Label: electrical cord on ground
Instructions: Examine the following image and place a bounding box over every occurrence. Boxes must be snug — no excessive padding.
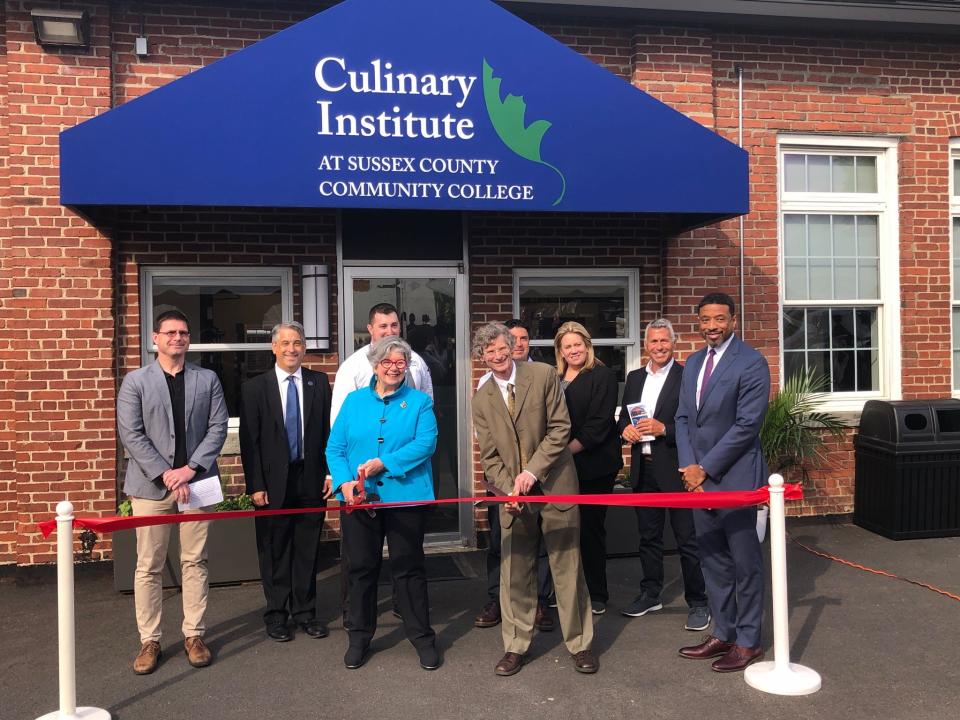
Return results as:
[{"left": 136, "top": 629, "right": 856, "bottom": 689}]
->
[{"left": 787, "top": 533, "right": 960, "bottom": 603}]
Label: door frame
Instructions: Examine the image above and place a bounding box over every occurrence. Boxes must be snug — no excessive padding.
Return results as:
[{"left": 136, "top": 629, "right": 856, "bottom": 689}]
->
[{"left": 339, "top": 264, "right": 474, "bottom": 548}]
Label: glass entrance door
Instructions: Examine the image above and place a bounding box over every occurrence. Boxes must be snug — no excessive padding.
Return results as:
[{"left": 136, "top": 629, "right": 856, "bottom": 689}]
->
[{"left": 342, "top": 266, "right": 469, "bottom": 544}]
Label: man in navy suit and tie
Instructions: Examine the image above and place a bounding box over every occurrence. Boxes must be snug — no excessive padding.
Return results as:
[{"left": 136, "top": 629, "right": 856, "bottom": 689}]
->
[
  {"left": 675, "top": 292, "right": 770, "bottom": 673},
  {"left": 240, "top": 321, "right": 332, "bottom": 642}
]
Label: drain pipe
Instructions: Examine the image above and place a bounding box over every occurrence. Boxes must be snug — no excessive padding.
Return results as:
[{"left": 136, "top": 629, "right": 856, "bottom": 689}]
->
[{"left": 737, "top": 65, "right": 745, "bottom": 333}]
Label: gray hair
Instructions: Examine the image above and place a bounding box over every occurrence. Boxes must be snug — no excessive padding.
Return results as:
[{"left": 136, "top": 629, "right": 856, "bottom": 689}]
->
[
  {"left": 271, "top": 321, "right": 306, "bottom": 342},
  {"left": 471, "top": 322, "right": 515, "bottom": 360},
  {"left": 368, "top": 336, "right": 412, "bottom": 368},
  {"left": 644, "top": 318, "right": 676, "bottom": 343}
]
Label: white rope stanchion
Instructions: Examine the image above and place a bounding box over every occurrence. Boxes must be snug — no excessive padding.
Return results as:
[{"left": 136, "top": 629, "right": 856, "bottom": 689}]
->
[
  {"left": 36, "top": 501, "right": 111, "bottom": 720},
  {"left": 744, "top": 475, "right": 822, "bottom": 696}
]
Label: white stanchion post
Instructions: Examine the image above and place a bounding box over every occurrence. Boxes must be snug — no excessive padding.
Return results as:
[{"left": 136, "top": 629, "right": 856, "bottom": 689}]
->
[
  {"left": 744, "top": 475, "right": 821, "bottom": 696},
  {"left": 36, "top": 501, "right": 111, "bottom": 720}
]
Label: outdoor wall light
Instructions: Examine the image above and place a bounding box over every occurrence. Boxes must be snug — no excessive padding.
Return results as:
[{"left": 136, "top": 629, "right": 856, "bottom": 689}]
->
[
  {"left": 301, "top": 264, "right": 331, "bottom": 352},
  {"left": 31, "top": 8, "right": 91, "bottom": 48}
]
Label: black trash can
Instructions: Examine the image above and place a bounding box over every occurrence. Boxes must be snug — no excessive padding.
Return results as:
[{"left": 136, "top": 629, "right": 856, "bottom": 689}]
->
[{"left": 854, "top": 399, "right": 960, "bottom": 539}]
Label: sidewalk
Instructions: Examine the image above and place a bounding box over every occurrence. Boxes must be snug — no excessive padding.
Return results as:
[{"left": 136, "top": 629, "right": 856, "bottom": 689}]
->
[{"left": 3, "top": 519, "right": 958, "bottom": 720}]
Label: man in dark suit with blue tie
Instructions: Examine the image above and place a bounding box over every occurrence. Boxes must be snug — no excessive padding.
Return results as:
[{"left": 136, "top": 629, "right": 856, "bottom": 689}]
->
[
  {"left": 240, "top": 321, "right": 332, "bottom": 642},
  {"left": 675, "top": 293, "right": 770, "bottom": 673}
]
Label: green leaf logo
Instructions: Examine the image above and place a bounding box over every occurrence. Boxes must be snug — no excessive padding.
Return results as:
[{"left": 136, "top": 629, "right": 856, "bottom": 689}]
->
[{"left": 482, "top": 59, "right": 566, "bottom": 206}]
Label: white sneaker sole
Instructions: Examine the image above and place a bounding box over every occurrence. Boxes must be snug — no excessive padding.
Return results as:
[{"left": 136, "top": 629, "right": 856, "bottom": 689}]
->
[{"left": 685, "top": 615, "right": 711, "bottom": 631}]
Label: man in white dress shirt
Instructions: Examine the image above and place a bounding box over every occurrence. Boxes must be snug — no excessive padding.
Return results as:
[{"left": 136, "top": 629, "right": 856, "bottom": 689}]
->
[{"left": 330, "top": 302, "right": 434, "bottom": 425}]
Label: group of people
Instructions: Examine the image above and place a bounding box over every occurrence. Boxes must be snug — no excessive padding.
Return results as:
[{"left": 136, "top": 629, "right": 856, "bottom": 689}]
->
[{"left": 116, "top": 291, "right": 770, "bottom": 679}]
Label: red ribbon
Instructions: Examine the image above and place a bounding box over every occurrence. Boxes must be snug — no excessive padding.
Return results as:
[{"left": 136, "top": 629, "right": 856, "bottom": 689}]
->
[{"left": 37, "top": 484, "right": 802, "bottom": 538}]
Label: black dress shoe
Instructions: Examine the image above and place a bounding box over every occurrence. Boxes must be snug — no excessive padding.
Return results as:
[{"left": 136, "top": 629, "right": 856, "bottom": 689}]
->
[
  {"left": 298, "top": 620, "right": 329, "bottom": 639},
  {"left": 266, "top": 624, "right": 292, "bottom": 642},
  {"left": 344, "top": 644, "right": 369, "bottom": 669},
  {"left": 417, "top": 644, "right": 441, "bottom": 671}
]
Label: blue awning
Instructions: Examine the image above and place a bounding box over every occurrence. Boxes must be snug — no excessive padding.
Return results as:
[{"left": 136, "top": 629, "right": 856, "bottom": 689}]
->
[{"left": 60, "top": 0, "right": 748, "bottom": 223}]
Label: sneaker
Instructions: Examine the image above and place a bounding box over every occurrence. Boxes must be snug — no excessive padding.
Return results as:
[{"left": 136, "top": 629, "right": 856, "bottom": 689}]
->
[
  {"left": 184, "top": 636, "right": 212, "bottom": 668},
  {"left": 590, "top": 600, "right": 606, "bottom": 615},
  {"left": 685, "top": 606, "right": 712, "bottom": 632},
  {"left": 620, "top": 594, "right": 663, "bottom": 618},
  {"left": 133, "top": 640, "right": 161, "bottom": 675}
]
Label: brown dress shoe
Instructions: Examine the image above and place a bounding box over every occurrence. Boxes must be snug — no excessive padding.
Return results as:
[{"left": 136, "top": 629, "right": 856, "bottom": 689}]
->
[
  {"left": 679, "top": 635, "right": 734, "bottom": 659},
  {"left": 184, "top": 636, "right": 212, "bottom": 668},
  {"left": 474, "top": 599, "right": 501, "bottom": 628},
  {"left": 711, "top": 644, "right": 764, "bottom": 673},
  {"left": 534, "top": 603, "right": 555, "bottom": 632},
  {"left": 494, "top": 652, "right": 526, "bottom": 676},
  {"left": 133, "top": 641, "right": 161, "bottom": 675},
  {"left": 572, "top": 650, "right": 599, "bottom": 674}
]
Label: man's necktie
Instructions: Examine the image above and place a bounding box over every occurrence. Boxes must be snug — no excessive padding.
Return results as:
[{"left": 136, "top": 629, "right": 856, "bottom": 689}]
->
[
  {"left": 285, "top": 375, "right": 301, "bottom": 461},
  {"left": 699, "top": 349, "right": 716, "bottom": 407},
  {"left": 507, "top": 382, "right": 516, "bottom": 418}
]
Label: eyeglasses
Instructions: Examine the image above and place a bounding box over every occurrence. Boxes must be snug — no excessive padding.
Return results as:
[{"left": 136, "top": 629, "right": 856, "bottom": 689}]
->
[
  {"left": 157, "top": 330, "right": 190, "bottom": 338},
  {"left": 379, "top": 359, "right": 408, "bottom": 370}
]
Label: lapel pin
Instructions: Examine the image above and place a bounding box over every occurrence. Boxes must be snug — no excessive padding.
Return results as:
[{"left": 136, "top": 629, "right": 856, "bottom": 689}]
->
[
  {"left": 308, "top": 380, "right": 314, "bottom": 386},
  {"left": 400, "top": 401, "right": 407, "bottom": 409}
]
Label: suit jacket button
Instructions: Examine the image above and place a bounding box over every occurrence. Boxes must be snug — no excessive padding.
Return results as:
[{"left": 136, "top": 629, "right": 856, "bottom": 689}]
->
[{"left": 377, "top": 480, "right": 384, "bottom": 486}]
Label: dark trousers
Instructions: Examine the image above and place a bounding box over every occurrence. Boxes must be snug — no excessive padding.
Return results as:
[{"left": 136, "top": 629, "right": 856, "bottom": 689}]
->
[
  {"left": 633, "top": 464, "right": 707, "bottom": 607},
  {"left": 487, "top": 498, "right": 552, "bottom": 603},
  {"left": 254, "top": 463, "right": 324, "bottom": 626},
  {"left": 341, "top": 506, "right": 435, "bottom": 652},
  {"left": 693, "top": 506, "right": 764, "bottom": 648},
  {"left": 579, "top": 473, "right": 616, "bottom": 603}
]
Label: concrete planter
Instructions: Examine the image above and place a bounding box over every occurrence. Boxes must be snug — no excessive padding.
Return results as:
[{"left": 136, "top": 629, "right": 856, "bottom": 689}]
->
[{"left": 112, "top": 516, "right": 260, "bottom": 592}]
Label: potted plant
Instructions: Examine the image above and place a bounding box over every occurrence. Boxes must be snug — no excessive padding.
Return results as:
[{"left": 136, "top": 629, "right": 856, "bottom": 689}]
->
[
  {"left": 760, "top": 369, "right": 847, "bottom": 483},
  {"left": 757, "top": 369, "right": 847, "bottom": 539}
]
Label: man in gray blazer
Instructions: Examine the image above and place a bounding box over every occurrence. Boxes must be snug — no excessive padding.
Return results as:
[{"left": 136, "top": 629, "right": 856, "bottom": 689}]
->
[
  {"left": 675, "top": 293, "right": 770, "bottom": 673},
  {"left": 117, "top": 310, "right": 228, "bottom": 675}
]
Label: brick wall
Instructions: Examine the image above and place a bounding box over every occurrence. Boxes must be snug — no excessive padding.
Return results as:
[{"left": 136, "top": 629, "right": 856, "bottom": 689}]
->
[
  {"left": 8, "top": 2, "right": 960, "bottom": 563},
  {"left": 5, "top": 1, "right": 115, "bottom": 565}
]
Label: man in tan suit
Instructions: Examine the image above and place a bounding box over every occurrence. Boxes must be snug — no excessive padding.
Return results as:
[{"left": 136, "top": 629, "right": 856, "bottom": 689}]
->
[{"left": 471, "top": 322, "right": 597, "bottom": 676}]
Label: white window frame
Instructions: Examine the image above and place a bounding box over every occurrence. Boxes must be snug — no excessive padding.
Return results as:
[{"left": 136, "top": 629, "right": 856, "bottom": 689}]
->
[
  {"left": 140, "top": 266, "right": 294, "bottom": 421},
  {"left": 950, "top": 140, "right": 960, "bottom": 396},
  {"left": 778, "top": 134, "right": 901, "bottom": 413},
  {"left": 512, "top": 268, "right": 641, "bottom": 374}
]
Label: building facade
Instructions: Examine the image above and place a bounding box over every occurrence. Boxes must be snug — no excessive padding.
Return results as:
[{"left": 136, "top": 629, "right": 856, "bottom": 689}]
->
[{"left": 4, "top": 0, "right": 960, "bottom": 566}]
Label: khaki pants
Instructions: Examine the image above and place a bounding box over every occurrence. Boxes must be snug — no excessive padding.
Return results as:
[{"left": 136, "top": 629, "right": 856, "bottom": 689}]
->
[
  {"left": 130, "top": 493, "right": 213, "bottom": 643},
  {"left": 500, "top": 503, "right": 593, "bottom": 655}
]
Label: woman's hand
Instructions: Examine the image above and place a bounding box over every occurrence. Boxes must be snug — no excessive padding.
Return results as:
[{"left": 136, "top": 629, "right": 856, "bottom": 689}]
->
[
  {"left": 357, "top": 458, "right": 385, "bottom": 479},
  {"left": 340, "top": 480, "right": 364, "bottom": 506}
]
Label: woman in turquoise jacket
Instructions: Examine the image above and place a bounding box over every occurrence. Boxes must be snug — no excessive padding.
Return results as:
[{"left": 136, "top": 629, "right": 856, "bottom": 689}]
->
[{"left": 326, "top": 336, "right": 439, "bottom": 671}]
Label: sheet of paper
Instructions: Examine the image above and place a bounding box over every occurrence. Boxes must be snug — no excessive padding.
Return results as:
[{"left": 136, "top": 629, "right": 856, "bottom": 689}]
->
[{"left": 178, "top": 473, "right": 224, "bottom": 511}]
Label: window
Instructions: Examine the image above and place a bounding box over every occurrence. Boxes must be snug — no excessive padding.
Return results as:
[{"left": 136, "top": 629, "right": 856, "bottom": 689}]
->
[
  {"left": 141, "top": 267, "right": 294, "bottom": 417},
  {"left": 513, "top": 269, "right": 639, "bottom": 399},
  {"left": 779, "top": 136, "right": 900, "bottom": 410},
  {"left": 951, "top": 143, "right": 960, "bottom": 393}
]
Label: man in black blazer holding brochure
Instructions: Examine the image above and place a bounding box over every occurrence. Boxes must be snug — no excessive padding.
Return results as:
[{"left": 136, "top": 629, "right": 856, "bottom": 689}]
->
[
  {"left": 240, "top": 321, "right": 332, "bottom": 642},
  {"left": 618, "top": 318, "right": 708, "bottom": 630}
]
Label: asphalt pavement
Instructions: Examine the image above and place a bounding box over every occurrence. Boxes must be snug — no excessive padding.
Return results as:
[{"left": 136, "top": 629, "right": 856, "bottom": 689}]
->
[{"left": 3, "top": 518, "right": 958, "bottom": 720}]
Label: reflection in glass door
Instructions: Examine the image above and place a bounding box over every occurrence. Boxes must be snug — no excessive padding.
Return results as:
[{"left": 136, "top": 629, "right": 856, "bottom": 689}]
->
[{"left": 343, "top": 267, "right": 467, "bottom": 543}]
